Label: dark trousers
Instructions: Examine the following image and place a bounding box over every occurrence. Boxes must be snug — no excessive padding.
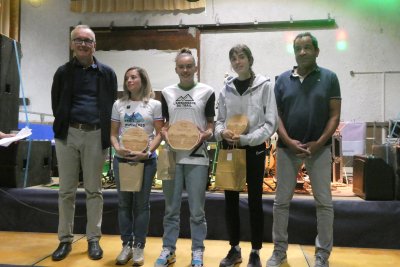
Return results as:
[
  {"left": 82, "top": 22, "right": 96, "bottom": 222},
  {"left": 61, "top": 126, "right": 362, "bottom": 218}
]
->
[{"left": 224, "top": 142, "right": 266, "bottom": 250}]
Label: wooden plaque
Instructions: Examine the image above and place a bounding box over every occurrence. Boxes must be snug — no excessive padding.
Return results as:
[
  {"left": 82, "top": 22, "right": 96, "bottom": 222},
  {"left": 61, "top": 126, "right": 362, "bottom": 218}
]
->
[
  {"left": 167, "top": 120, "right": 200, "bottom": 151},
  {"left": 226, "top": 114, "right": 249, "bottom": 135},
  {"left": 120, "top": 127, "right": 148, "bottom": 152}
]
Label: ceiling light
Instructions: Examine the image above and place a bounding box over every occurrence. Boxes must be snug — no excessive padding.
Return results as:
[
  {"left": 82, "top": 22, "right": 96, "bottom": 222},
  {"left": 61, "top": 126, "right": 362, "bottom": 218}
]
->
[{"left": 30, "top": 0, "right": 42, "bottom": 8}]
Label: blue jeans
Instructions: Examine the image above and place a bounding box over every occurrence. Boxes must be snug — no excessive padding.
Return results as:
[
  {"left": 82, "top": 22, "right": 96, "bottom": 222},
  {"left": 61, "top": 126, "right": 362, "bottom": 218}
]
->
[
  {"left": 113, "top": 156, "right": 157, "bottom": 248},
  {"left": 272, "top": 146, "right": 333, "bottom": 255},
  {"left": 162, "top": 164, "right": 208, "bottom": 252}
]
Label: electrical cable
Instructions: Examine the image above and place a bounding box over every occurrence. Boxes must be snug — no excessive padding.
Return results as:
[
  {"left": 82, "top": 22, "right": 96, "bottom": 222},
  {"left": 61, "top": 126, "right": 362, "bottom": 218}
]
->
[{"left": 0, "top": 188, "right": 117, "bottom": 217}]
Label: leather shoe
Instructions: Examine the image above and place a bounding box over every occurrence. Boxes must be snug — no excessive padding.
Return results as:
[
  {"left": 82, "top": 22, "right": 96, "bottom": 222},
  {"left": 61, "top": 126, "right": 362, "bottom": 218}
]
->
[
  {"left": 51, "top": 242, "right": 72, "bottom": 261},
  {"left": 88, "top": 241, "right": 103, "bottom": 260}
]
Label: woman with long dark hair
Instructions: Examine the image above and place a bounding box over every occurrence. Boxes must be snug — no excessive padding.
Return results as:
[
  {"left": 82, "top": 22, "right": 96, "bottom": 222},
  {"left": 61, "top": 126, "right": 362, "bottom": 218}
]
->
[{"left": 215, "top": 44, "right": 278, "bottom": 267}]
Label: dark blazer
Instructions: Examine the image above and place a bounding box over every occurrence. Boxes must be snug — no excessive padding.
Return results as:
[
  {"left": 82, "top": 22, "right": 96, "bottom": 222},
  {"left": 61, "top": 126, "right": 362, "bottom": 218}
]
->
[{"left": 51, "top": 57, "right": 117, "bottom": 149}]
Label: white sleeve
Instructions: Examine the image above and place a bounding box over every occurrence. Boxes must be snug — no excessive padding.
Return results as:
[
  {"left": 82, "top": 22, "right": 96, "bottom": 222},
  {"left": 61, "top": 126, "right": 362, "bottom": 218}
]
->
[
  {"left": 240, "top": 82, "right": 278, "bottom": 146},
  {"left": 111, "top": 100, "right": 120, "bottom": 122},
  {"left": 215, "top": 89, "right": 227, "bottom": 142}
]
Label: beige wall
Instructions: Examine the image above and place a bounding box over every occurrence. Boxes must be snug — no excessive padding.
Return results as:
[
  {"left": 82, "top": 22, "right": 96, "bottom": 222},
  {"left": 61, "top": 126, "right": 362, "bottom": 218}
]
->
[{"left": 20, "top": 0, "right": 400, "bottom": 123}]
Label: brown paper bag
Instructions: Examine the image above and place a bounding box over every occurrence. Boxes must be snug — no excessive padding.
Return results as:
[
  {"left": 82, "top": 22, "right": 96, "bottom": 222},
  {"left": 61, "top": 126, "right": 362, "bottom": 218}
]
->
[
  {"left": 119, "top": 162, "right": 144, "bottom": 192},
  {"left": 156, "top": 146, "right": 176, "bottom": 180},
  {"left": 215, "top": 148, "right": 246, "bottom": 191}
]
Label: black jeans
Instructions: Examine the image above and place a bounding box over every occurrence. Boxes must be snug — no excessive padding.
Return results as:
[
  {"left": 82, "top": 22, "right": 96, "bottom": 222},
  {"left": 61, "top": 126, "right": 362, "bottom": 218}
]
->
[{"left": 224, "top": 142, "right": 266, "bottom": 250}]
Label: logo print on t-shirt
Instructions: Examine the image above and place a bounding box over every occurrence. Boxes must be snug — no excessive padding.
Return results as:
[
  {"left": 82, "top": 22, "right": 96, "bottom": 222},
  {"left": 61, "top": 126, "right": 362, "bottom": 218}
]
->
[
  {"left": 124, "top": 112, "right": 145, "bottom": 127},
  {"left": 175, "top": 94, "right": 196, "bottom": 108}
]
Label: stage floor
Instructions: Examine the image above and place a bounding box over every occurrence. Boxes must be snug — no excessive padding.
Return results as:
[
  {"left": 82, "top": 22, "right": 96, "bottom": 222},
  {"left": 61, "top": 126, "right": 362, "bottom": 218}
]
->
[
  {"left": 0, "top": 184, "right": 400, "bottom": 250},
  {"left": 0, "top": 231, "right": 399, "bottom": 267}
]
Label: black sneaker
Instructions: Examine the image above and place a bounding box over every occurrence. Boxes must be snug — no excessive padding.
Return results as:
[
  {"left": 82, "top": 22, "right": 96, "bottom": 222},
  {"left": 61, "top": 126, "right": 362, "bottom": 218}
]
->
[
  {"left": 247, "top": 252, "right": 261, "bottom": 267},
  {"left": 219, "top": 247, "right": 242, "bottom": 267},
  {"left": 314, "top": 254, "right": 329, "bottom": 267}
]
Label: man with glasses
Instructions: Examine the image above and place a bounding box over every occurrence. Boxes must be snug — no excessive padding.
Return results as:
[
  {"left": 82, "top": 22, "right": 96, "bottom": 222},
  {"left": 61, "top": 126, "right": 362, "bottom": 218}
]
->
[{"left": 51, "top": 25, "right": 117, "bottom": 261}]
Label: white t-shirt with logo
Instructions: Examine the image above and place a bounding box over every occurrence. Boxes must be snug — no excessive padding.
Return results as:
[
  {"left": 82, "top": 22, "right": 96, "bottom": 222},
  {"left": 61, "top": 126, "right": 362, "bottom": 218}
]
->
[
  {"left": 111, "top": 98, "right": 162, "bottom": 157},
  {"left": 162, "top": 83, "right": 214, "bottom": 166}
]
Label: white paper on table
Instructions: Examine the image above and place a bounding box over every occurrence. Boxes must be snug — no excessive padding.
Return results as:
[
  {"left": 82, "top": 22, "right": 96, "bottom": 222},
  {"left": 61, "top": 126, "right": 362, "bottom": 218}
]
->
[{"left": 0, "top": 127, "right": 32, "bottom": 147}]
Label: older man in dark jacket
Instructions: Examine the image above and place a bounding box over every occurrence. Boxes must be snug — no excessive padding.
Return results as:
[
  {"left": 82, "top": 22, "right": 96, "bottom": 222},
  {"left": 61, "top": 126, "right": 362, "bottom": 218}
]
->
[{"left": 51, "top": 24, "right": 117, "bottom": 261}]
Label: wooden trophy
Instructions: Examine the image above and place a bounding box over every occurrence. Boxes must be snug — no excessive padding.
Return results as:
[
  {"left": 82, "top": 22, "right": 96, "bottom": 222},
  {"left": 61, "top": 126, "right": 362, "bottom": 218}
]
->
[
  {"left": 226, "top": 114, "right": 249, "bottom": 136},
  {"left": 167, "top": 120, "right": 200, "bottom": 151},
  {"left": 120, "top": 127, "right": 148, "bottom": 152}
]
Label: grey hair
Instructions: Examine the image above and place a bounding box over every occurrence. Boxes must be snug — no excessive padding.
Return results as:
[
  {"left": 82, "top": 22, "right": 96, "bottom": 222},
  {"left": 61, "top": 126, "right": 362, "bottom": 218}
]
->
[{"left": 71, "top": 25, "right": 96, "bottom": 41}]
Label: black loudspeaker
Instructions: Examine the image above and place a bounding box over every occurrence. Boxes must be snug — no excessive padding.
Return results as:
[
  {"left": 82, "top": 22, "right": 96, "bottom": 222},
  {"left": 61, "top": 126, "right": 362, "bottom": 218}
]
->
[
  {"left": 372, "top": 145, "right": 400, "bottom": 200},
  {"left": 0, "top": 140, "right": 52, "bottom": 187},
  {"left": 393, "top": 146, "right": 400, "bottom": 200},
  {"left": 353, "top": 155, "right": 394, "bottom": 200},
  {"left": 0, "top": 35, "right": 21, "bottom": 133}
]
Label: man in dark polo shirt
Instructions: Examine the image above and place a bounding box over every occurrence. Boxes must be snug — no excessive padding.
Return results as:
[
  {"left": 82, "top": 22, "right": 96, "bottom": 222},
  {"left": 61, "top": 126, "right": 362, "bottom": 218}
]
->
[
  {"left": 51, "top": 25, "right": 117, "bottom": 261},
  {"left": 267, "top": 32, "right": 341, "bottom": 267}
]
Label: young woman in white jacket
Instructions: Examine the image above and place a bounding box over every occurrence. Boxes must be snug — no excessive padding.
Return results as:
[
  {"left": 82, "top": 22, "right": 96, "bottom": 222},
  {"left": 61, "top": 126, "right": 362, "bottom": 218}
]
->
[{"left": 215, "top": 44, "right": 278, "bottom": 267}]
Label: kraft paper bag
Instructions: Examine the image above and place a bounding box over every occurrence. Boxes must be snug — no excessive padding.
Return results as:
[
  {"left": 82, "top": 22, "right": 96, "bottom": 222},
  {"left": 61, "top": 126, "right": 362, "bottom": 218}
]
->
[
  {"left": 156, "top": 146, "right": 176, "bottom": 180},
  {"left": 215, "top": 148, "right": 247, "bottom": 191},
  {"left": 119, "top": 162, "right": 144, "bottom": 192}
]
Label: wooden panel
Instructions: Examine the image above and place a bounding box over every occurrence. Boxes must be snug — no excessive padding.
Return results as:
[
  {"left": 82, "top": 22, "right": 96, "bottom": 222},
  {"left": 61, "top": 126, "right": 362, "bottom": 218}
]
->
[
  {"left": 9, "top": 0, "right": 20, "bottom": 41},
  {"left": 94, "top": 28, "right": 198, "bottom": 51},
  {"left": 92, "top": 27, "right": 201, "bottom": 80},
  {"left": 0, "top": 232, "right": 309, "bottom": 267}
]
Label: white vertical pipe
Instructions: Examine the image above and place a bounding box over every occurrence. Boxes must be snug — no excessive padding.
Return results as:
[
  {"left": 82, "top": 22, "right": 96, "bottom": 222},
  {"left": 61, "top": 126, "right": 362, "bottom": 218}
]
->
[
  {"left": 382, "top": 72, "right": 386, "bottom": 121},
  {"left": 382, "top": 72, "right": 386, "bottom": 143}
]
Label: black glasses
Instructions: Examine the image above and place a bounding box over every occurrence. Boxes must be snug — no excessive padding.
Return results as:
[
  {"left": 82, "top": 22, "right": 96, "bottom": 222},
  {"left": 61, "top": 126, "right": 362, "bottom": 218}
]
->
[{"left": 72, "top": 38, "right": 95, "bottom": 46}]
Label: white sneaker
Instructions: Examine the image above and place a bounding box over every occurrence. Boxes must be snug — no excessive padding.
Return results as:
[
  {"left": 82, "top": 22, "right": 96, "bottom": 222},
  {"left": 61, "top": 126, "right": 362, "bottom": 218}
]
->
[
  {"left": 115, "top": 244, "right": 133, "bottom": 265},
  {"left": 154, "top": 247, "right": 176, "bottom": 267},
  {"left": 132, "top": 247, "right": 144, "bottom": 266},
  {"left": 191, "top": 249, "right": 203, "bottom": 267}
]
